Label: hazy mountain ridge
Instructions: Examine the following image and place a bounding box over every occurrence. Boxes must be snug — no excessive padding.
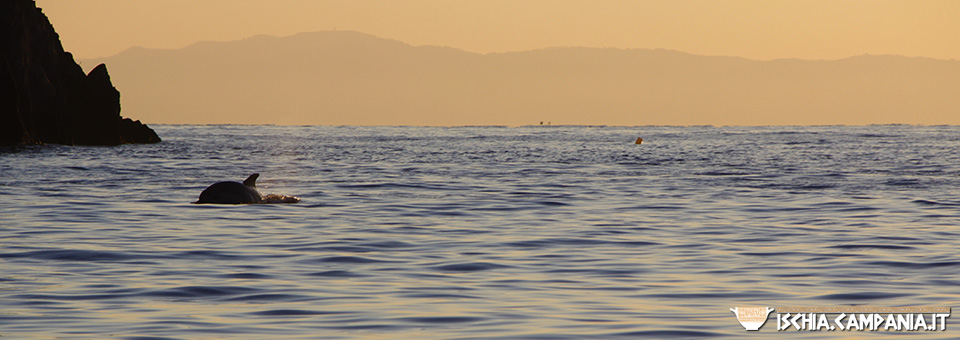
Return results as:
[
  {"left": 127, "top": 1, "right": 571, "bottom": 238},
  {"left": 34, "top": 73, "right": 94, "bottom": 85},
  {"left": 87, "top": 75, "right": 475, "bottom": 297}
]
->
[{"left": 83, "top": 31, "right": 960, "bottom": 126}]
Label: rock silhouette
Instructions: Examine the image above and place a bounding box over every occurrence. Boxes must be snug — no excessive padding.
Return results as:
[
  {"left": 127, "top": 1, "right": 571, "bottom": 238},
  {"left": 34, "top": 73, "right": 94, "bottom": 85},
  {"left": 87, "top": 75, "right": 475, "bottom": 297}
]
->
[{"left": 0, "top": 0, "right": 160, "bottom": 146}]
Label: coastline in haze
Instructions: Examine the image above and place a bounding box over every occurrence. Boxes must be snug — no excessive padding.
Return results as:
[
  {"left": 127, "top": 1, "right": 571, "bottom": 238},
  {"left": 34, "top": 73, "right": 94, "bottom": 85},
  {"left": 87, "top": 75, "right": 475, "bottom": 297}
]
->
[{"left": 81, "top": 31, "right": 960, "bottom": 127}]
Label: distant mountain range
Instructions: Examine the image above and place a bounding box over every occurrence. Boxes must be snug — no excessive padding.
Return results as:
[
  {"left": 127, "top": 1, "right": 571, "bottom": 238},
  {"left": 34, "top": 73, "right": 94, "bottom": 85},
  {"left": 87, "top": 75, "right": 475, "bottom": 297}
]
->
[{"left": 82, "top": 31, "right": 960, "bottom": 126}]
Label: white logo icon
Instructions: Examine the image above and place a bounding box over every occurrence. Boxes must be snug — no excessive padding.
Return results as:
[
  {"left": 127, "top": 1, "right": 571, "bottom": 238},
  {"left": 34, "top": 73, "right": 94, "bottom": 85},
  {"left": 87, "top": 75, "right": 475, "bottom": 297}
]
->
[{"left": 731, "top": 306, "right": 775, "bottom": 331}]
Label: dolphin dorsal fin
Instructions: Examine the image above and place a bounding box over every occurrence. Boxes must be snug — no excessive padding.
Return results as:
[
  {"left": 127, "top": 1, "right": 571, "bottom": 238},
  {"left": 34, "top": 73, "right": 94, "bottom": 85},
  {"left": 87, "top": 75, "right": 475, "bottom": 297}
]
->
[{"left": 243, "top": 173, "right": 260, "bottom": 187}]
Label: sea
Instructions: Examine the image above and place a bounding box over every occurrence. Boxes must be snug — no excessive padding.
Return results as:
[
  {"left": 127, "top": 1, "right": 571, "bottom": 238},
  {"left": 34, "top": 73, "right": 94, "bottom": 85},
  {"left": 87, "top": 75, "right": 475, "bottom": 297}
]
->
[{"left": 2, "top": 124, "right": 959, "bottom": 339}]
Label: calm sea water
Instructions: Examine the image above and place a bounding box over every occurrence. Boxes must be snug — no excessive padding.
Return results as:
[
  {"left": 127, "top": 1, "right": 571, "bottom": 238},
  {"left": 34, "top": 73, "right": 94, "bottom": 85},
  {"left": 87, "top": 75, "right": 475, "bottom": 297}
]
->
[{"left": 2, "top": 125, "right": 960, "bottom": 339}]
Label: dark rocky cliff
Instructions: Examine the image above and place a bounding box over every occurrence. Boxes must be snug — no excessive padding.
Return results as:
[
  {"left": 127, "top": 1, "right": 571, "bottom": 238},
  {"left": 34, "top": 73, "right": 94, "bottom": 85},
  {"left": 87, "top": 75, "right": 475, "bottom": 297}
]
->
[{"left": 1, "top": 0, "right": 159, "bottom": 146}]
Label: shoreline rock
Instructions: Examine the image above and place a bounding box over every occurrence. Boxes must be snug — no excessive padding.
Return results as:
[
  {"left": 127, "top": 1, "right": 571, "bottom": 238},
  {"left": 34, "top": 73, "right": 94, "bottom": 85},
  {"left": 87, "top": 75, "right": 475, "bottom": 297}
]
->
[{"left": 1, "top": 0, "right": 160, "bottom": 146}]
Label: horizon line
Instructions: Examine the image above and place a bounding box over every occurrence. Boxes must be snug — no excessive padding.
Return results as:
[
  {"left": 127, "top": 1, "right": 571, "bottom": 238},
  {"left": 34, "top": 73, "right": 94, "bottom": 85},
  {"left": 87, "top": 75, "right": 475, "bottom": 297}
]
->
[{"left": 148, "top": 122, "right": 957, "bottom": 128}]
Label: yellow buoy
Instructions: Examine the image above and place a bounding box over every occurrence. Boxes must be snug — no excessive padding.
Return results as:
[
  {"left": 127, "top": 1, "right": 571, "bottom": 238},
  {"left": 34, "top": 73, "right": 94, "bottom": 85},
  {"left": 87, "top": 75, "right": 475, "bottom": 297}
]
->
[{"left": 635, "top": 137, "right": 643, "bottom": 144}]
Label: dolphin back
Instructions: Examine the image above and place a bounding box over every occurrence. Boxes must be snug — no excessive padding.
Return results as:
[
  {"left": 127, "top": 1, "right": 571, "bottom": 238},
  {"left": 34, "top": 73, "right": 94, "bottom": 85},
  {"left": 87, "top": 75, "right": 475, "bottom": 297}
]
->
[{"left": 196, "top": 181, "right": 263, "bottom": 204}]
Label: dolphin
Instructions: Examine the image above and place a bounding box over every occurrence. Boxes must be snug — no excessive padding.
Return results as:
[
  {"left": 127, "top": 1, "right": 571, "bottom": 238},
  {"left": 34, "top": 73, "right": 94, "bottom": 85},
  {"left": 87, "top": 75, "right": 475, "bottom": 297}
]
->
[{"left": 195, "top": 173, "right": 264, "bottom": 204}]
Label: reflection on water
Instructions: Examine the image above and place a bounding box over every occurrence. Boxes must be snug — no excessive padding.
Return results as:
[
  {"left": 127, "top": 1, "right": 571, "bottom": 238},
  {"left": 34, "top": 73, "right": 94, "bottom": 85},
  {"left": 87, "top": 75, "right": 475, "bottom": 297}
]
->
[{"left": 1, "top": 125, "right": 959, "bottom": 339}]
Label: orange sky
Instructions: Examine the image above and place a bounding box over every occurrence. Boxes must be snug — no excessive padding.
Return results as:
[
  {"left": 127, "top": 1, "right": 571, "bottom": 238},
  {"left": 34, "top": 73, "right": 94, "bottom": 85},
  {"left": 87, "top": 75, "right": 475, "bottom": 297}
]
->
[{"left": 37, "top": 0, "right": 960, "bottom": 60}]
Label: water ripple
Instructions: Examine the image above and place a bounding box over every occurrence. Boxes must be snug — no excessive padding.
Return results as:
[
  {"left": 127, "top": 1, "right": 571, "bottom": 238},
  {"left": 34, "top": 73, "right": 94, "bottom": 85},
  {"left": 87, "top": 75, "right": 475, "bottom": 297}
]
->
[{"left": 3, "top": 125, "right": 960, "bottom": 339}]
